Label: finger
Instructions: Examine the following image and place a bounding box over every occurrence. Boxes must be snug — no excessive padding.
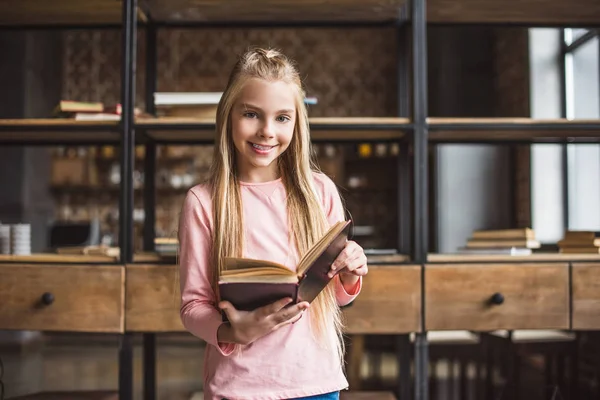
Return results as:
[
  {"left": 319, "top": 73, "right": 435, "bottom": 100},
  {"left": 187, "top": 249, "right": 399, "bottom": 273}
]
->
[
  {"left": 272, "top": 310, "right": 304, "bottom": 331},
  {"left": 353, "top": 263, "right": 369, "bottom": 276},
  {"left": 331, "top": 241, "right": 361, "bottom": 272},
  {"left": 329, "top": 252, "right": 363, "bottom": 278},
  {"left": 218, "top": 301, "right": 237, "bottom": 321},
  {"left": 271, "top": 301, "right": 309, "bottom": 326},
  {"left": 257, "top": 297, "right": 294, "bottom": 319}
]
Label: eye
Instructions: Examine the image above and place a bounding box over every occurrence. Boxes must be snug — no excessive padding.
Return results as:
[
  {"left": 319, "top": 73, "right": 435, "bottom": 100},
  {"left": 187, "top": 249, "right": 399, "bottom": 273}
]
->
[
  {"left": 276, "top": 115, "right": 291, "bottom": 123},
  {"left": 243, "top": 112, "right": 258, "bottom": 119}
]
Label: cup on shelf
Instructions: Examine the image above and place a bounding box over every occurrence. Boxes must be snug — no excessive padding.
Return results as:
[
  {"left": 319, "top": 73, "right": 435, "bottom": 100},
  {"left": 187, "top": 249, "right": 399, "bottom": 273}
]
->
[{"left": 10, "top": 223, "right": 31, "bottom": 255}]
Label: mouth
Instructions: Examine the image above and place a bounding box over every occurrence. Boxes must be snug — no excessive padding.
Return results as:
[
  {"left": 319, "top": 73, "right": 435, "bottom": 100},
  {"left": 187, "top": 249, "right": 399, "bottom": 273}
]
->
[{"left": 249, "top": 142, "right": 277, "bottom": 155}]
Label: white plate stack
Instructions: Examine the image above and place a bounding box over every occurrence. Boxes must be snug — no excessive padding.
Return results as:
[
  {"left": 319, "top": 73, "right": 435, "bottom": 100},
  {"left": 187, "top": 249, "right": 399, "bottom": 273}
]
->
[
  {"left": 0, "top": 224, "right": 10, "bottom": 254},
  {"left": 10, "top": 223, "right": 31, "bottom": 255}
]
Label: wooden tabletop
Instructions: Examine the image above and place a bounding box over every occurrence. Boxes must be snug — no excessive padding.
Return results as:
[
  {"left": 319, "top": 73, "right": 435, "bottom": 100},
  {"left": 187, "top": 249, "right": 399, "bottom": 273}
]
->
[{"left": 428, "top": 253, "right": 600, "bottom": 263}]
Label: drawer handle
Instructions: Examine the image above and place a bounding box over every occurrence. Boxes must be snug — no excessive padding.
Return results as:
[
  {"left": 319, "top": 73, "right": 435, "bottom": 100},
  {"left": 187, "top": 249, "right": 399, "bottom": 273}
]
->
[
  {"left": 489, "top": 292, "right": 504, "bottom": 305},
  {"left": 41, "top": 292, "right": 55, "bottom": 305}
]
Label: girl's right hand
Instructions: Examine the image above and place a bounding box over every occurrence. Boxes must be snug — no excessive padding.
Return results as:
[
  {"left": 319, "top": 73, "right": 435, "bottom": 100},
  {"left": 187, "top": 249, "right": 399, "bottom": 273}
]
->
[{"left": 218, "top": 297, "right": 309, "bottom": 346}]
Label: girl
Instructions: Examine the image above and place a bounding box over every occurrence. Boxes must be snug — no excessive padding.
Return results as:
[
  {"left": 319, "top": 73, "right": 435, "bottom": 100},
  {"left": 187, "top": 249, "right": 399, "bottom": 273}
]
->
[{"left": 178, "top": 48, "right": 368, "bottom": 400}]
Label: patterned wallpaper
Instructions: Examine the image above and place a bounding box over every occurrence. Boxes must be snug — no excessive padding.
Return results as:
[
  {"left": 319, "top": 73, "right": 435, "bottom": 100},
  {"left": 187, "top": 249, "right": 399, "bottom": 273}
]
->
[{"left": 62, "top": 27, "right": 400, "bottom": 117}]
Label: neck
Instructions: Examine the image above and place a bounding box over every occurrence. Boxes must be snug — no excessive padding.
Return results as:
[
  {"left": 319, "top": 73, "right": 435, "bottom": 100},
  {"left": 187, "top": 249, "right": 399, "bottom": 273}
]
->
[{"left": 237, "top": 163, "right": 280, "bottom": 183}]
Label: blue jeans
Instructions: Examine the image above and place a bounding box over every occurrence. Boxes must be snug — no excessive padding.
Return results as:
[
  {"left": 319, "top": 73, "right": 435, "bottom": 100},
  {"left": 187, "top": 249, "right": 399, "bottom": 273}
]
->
[{"left": 290, "top": 391, "right": 340, "bottom": 400}]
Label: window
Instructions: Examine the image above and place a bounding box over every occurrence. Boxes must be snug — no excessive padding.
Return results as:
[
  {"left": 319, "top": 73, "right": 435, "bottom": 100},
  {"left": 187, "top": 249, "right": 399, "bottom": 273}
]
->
[
  {"left": 529, "top": 28, "right": 600, "bottom": 242},
  {"left": 564, "top": 29, "right": 600, "bottom": 231}
]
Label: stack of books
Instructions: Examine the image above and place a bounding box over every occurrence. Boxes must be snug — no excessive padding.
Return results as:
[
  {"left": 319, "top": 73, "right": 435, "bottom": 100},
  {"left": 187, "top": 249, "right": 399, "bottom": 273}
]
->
[
  {"left": 155, "top": 237, "right": 178, "bottom": 256},
  {"left": 558, "top": 231, "right": 600, "bottom": 253},
  {"left": 459, "top": 228, "right": 540, "bottom": 255}
]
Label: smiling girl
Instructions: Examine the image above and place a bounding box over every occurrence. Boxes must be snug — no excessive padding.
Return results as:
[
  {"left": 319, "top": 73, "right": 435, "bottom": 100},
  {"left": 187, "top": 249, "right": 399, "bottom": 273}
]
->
[{"left": 178, "top": 48, "right": 368, "bottom": 400}]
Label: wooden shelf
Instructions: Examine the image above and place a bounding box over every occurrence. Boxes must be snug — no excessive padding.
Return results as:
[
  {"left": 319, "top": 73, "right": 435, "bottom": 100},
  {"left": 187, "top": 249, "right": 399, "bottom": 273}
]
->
[
  {"left": 0, "top": 0, "right": 147, "bottom": 26},
  {"left": 136, "top": 117, "right": 410, "bottom": 143},
  {"left": 428, "top": 253, "right": 600, "bottom": 263},
  {"left": 0, "top": 252, "right": 169, "bottom": 264},
  {"left": 0, "top": 119, "right": 120, "bottom": 145},
  {"left": 145, "top": 0, "right": 408, "bottom": 23},
  {"left": 366, "top": 254, "right": 411, "bottom": 264},
  {"left": 427, "top": 0, "right": 600, "bottom": 24},
  {"left": 428, "top": 118, "right": 600, "bottom": 143}
]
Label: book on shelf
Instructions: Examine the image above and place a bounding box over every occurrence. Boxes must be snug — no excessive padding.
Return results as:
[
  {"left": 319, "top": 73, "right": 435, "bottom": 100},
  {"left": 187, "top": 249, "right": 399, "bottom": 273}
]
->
[
  {"left": 218, "top": 219, "right": 351, "bottom": 313},
  {"left": 558, "top": 230, "right": 600, "bottom": 253},
  {"left": 55, "top": 245, "right": 120, "bottom": 257},
  {"left": 456, "top": 247, "right": 533, "bottom": 256},
  {"left": 154, "top": 92, "right": 222, "bottom": 119},
  {"left": 471, "top": 227, "right": 535, "bottom": 240},
  {"left": 559, "top": 247, "right": 600, "bottom": 254},
  {"left": 465, "top": 238, "right": 541, "bottom": 249},
  {"left": 463, "top": 227, "right": 540, "bottom": 251}
]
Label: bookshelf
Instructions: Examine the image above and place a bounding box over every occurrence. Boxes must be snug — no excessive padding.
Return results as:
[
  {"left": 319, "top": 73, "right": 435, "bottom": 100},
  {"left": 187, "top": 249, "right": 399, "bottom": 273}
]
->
[{"left": 1, "top": 0, "right": 600, "bottom": 400}]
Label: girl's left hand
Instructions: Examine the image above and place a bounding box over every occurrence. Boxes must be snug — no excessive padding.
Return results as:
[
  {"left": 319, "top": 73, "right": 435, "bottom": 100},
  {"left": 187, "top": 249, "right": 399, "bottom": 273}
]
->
[{"left": 328, "top": 240, "right": 368, "bottom": 279}]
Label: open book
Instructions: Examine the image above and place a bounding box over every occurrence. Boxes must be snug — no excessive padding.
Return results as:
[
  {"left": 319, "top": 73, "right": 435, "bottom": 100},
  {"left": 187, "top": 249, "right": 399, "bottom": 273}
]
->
[{"left": 218, "top": 219, "right": 352, "bottom": 312}]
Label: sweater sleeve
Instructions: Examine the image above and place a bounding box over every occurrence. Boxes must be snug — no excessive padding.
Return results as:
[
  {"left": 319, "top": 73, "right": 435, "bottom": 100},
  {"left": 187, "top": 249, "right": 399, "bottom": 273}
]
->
[
  {"left": 178, "top": 189, "right": 237, "bottom": 356},
  {"left": 319, "top": 174, "right": 363, "bottom": 306}
]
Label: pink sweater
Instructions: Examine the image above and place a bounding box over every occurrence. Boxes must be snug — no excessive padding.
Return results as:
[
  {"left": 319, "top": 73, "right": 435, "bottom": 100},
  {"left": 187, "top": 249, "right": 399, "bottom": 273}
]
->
[{"left": 178, "top": 172, "right": 362, "bottom": 400}]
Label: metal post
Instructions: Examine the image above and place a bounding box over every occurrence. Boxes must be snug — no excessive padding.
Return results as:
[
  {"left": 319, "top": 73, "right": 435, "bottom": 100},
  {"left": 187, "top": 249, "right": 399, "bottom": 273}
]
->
[
  {"left": 144, "top": 332, "right": 157, "bottom": 400},
  {"left": 119, "top": 0, "right": 137, "bottom": 399},
  {"left": 119, "top": 333, "right": 135, "bottom": 400},
  {"left": 143, "top": 21, "right": 158, "bottom": 400},
  {"left": 559, "top": 29, "right": 570, "bottom": 231},
  {"left": 398, "top": 334, "right": 412, "bottom": 400},
  {"left": 397, "top": 11, "right": 412, "bottom": 256},
  {"left": 412, "top": 0, "right": 429, "bottom": 398},
  {"left": 120, "top": 0, "right": 137, "bottom": 265},
  {"left": 397, "top": 12, "right": 413, "bottom": 400},
  {"left": 143, "top": 23, "right": 157, "bottom": 253},
  {"left": 412, "top": 0, "right": 428, "bottom": 264}
]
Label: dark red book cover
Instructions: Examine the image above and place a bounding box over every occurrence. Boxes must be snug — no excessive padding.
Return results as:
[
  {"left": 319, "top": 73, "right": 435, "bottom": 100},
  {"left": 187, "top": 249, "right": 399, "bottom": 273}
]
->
[{"left": 218, "top": 220, "right": 351, "bottom": 316}]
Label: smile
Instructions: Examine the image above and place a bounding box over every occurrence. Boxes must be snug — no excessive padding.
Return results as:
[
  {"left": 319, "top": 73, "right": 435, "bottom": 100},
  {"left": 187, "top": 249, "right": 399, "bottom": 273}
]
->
[{"left": 249, "top": 142, "right": 277, "bottom": 154}]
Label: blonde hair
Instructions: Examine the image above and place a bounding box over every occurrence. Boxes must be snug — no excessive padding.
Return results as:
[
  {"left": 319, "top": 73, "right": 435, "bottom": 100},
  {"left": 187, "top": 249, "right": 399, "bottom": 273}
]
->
[{"left": 210, "top": 47, "right": 345, "bottom": 360}]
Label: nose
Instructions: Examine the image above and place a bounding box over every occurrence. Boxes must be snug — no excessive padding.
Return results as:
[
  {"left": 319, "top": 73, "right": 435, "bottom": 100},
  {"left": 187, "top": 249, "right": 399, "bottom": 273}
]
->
[{"left": 259, "top": 120, "right": 275, "bottom": 139}]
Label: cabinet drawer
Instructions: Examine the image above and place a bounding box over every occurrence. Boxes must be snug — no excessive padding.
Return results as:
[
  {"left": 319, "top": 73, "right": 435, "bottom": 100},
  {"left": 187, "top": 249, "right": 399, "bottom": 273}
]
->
[
  {"left": 425, "top": 263, "right": 569, "bottom": 331},
  {"left": 125, "top": 264, "right": 184, "bottom": 332},
  {"left": 343, "top": 265, "right": 422, "bottom": 334},
  {"left": 572, "top": 263, "right": 600, "bottom": 330},
  {"left": 0, "top": 264, "right": 124, "bottom": 333}
]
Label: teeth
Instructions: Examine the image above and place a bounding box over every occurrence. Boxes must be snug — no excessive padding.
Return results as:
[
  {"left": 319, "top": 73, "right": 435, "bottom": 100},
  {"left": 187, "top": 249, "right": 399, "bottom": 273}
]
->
[{"left": 252, "top": 143, "right": 272, "bottom": 150}]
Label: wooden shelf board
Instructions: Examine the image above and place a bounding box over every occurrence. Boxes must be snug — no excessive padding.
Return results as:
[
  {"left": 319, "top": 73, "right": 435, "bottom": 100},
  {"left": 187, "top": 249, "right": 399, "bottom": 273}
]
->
[
  {"left": 0, "top": 119, "right": 120, "bottom": 144},
  {"left": 137, "top": 117, "right": 409, "bottom": 143},
  {"left": 428, "top": 118, "right": 600, "bottom": 142},
  {"left": 0, "top": 252, "right": 169, "bottom": 264},
  {"left": 0, "top": 0, "right": 147, "bottom": 26},
  {"left": 145, "top": 0, "right": 408, "bottom": 23},
  {"left": 427, "top": 0, "right": 600, "bottom": 24},
  {"left": 428, "top": 253, "right": 600, "bottom": 263},
  {"left": 366, "top": 254, "right": 411, "bottom": 264}
]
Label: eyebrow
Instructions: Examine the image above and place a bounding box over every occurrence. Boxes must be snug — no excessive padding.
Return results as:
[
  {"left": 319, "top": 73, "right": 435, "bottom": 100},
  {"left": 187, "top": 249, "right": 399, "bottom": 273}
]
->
[{"left": 242, "top": 103, "right": 295, "bottom": 114}]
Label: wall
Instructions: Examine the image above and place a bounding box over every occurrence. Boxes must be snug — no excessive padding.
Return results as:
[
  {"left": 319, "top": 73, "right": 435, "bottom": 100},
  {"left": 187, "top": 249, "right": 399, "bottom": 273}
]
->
[{"left": 0, "top": 31, "right": 61, "bottom": 252}]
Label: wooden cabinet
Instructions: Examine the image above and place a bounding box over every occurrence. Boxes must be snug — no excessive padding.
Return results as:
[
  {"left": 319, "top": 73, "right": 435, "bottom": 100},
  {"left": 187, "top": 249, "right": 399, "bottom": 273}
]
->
[
  {"left": 425, "top": 263, "right": 569, "bottom": 331},
  {"left": 343, "top": 265, "right": 422, "bottom": 334},
  {"left": 124, "top": 264, "right": 422, "bottom": 334},
  {"left": 125, "top": 264, "right": 184, "bottom": 332},
  {"left": 572, "top": 263, "right": 600, "bottom": 330},
  {"left": 0, "top": 264, "right": 124, "bottom": 333}
]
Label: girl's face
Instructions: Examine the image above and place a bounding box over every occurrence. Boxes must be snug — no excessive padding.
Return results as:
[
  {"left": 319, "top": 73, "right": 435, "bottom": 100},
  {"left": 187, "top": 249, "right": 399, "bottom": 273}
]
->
[{"left": 231, "top": 78, "right": 296, "bottom": 183}]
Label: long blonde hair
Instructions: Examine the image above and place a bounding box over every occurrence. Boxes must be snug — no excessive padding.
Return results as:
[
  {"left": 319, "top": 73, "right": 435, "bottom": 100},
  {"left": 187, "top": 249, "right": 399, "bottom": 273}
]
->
[{"left": 210, "top": 47, "right": 345, "bottom": 359}]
